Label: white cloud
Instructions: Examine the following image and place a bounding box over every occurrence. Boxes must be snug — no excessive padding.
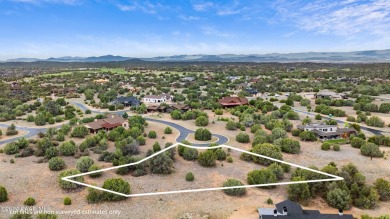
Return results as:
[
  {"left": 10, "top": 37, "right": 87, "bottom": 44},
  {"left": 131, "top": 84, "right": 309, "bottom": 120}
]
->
[
  {"left": 192, "top": 2, "right": 214, "bottom": 11},
  {"left": 178, "top": 14, "right": 201, "bottom": 21},
  {"left": 117, "top": 1, "right": 173, "bottom": 14},
  {"left": 201, "top": 26, "right": 233, "bottom": 37}
]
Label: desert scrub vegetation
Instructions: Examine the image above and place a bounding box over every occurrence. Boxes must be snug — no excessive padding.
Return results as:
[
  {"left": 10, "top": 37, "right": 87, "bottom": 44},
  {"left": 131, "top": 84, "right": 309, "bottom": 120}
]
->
[
  {"left": 58, "top": 169, "right": 84, "bottom": 190},
  {"left": 197, "top": 150, "right": 217, "bottom": 167},
  {"left": 222, "top": 179, "right": 246, "bottom": 196},
  {"left": 194, "top": 128, "right": 212, "bottom": 141},
  {"left": 48, "top": 157, "right": 66, "bottom": 171},
  {"left": 185, "top": 172, "right": 194, "bottom": 181},
  {"left": 63, "top": 197, "right": 72, "bottom": 205},
  {"left": 76, "top": 156, "right": 95, "bottom": 173},
  {"left": 0, "top": 185, "right": 8, "bottom": 202}
]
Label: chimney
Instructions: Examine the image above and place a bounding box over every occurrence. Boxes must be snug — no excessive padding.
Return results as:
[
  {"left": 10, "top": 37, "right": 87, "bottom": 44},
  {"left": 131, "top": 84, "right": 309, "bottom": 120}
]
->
[
  {"left": 273, "top": 209, "right": 277, "bottom": 217},
  {"left": 282, "top": 207, "right": 287, "bottom": 216},
  {"left": 95, "top": 119, "right": 97, "bottom": 122},
  {"left": 338, "top": 209, "right": 343, "bottom": 216}
]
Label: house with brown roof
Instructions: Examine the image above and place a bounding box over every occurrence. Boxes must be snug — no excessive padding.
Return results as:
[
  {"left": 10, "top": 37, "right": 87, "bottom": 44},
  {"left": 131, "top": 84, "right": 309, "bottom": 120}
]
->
[
  {"left": 218, "top": 96, "right": 248, "bottom": 107},
  {"left": 84, "top": 114, "right": 129, "bottom": 133}
]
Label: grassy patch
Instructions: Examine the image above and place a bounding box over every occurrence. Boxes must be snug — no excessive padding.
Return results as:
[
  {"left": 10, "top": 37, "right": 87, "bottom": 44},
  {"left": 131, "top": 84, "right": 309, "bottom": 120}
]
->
[{"left": 324, "top": 138, "right": 348, "bottom": 144}]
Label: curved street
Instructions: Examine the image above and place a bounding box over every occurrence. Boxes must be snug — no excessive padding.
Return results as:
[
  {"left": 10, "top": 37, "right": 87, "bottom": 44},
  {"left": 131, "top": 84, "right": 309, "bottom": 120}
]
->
[
  {"left": 0, "top": 102, "right": 229, "bottom": 146},
  {"left": 2, "top": 101, "right": 387, "bottom": 146}
]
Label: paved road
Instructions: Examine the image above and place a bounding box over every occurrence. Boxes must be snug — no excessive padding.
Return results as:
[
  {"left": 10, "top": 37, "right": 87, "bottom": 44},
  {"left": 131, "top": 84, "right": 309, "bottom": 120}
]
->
[
  {"left": 0, "top": 102, "right": 229, "bottom": 146},
  {"left": 0, "top": 123, "right": 47, "bottom": 145}
]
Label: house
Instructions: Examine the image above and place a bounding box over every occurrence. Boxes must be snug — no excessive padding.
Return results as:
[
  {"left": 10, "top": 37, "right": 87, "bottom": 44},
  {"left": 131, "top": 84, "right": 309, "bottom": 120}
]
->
[
  {"left": 93, "top": 79, "right": 109, "bottom": 84},
  {"left": 85, "top": 114, "right": 128, "bottom": 133},
  {"left": 168, "top": 104, "right": 191, "bottom": 113},
  {"left": 112, "top": 96, "right": 140, "bottom": 107},
  {"left": 218, "top": 96, "right": 248, "bottom": 107},
  {"left": 245, "top": 87, "right": 260, "bottom": 97},
  {"left": 51, "top": 87, "right": 77, "bottom": 95},
  {"left": 226, "top": 76, "right": 241, "bottom": 81},
  {"left": 181, "top": 76, "right": 195, "bottom": 82},
  {"left": 315, "top": 90, "right": 346, "bottom": 100},
  {"left": 297, "top": 123, "right": 357, "bottom": 140},
  {"left": 250, "top": 78, "right": 261, "bottom": 84},
  {"left": 120, "top": 83, "right": 138, "bottom": 92},
  {"left": 236, "top": 83, "right": 249, "bottom": 89},
  {"left": 258, "top": 200, "right": 353, "bottom": 219},
  {"left": 143, "top": 94, "right": 172, "bottom": 104}
]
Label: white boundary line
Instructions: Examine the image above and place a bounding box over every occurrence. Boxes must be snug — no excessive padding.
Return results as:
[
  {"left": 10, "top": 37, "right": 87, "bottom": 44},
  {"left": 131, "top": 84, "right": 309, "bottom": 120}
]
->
[{"left": 62, "top": 143, "right": 344, "bottom": 197}]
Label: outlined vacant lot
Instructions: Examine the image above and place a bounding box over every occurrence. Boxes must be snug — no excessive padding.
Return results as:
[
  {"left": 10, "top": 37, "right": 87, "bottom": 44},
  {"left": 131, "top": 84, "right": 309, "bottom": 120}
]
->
[{"left": 62, "top": 143, "right": 344, "bottom": 197}]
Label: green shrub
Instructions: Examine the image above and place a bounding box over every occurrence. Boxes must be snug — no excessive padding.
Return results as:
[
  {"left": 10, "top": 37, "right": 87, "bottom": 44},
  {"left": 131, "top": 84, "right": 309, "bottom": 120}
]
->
[
  {"left": 36, "top": 213, "right": 58, "bottom": 219},
  {"left": 326, "top": 188, "right": 352, "bottom": 210},
  {"left": 153, "top": 142, "right": 161, "bottom": 152},
  {"left": 214, "top": 149, "right": 227, "bottom": 160},
  {"left": 185, "top": 172, "right": 194, "bottom": 181},
  {"left": 366, "top": 116, "right": 385, "bottom": 128},
  {"left": 291, "top": 129, "right": 302, "bottom": 136},
  {"left": 88, "top": 164, "right": 102, "bottom": 178},
  {"left": 4, "top": 143, "right": 19, "bottom": 155},
  {"left": 374, "top": 178, "right": 390, "bottom": 201},
  {"left": 195, "top": 128, "right": 212, "bottom": 141},
  {"left": 214, "top": 109, "right": 223, "bottom": 115},
  {"left": 48, "top": 157, "right": 65, "bottom": 171},
  {"left": 333, "top": 144, "right": 340, "bottom": 151},
  {"left": 101, "top": 178, "right": 131, "bottom": 201},
  {"left": 59, "top": 141, "right": 77, "bottom": 156},
  {"left": 223, "top": 179, "right": 246, "bottom": 196},
  {"left": 266, "top": 198, "right": 273, "bottom": 205},
  {"left": 24, "top": 197, "right": 36, "bottom": 206},
  {"left": 86, "top": 188, "right": 103, "bottom": 204},
  {"left": 63, "top": 197, "right": 72, "bottom": 205},
  {"left": 164, "top": 127, "right": 172, "bottom": 134},
  {"left": 287, "top": 176, "right": 311, "bottom": 203},
  {"left": 198, "top": 150, "right": 217, "bottom": 167},
  {"left": 360, "top": 143, "right": 384, "bottom": 159},
  {"left": 76, "top": 156, "right": 94, "bottom": 173},
  {"left": 58, "top": 169, "right": 84, "bottom": 190},
  {"left": 227, "top": 156, "right": 233, "bottom": 163},
  {"left": 351, "top": 137, "right": 365, "bottom": 148},
  {"left": 136, "top": 136, "right": 146, "bottom": 145},
  {"left": 268, "top": 163, "right": 284, "bottom": 180},
  {"left": 150, "top": 153, "right": 174, "bottom": 174},
  {"left": 71, "top": 126, "right": 89, "bottom": 138},
  {"left": 0, "top": 185, "right": 8, "bottom": 202},
  {"left": 182, "top": 147, "right": 198, "bottom": 160},
  {"left": 236, "top": 132, "right": 250, "bottom": 143},
  {"left": 274, "top": 138, "right": 300, "bottom": 154},
  {"left": 247, "top": 169, "right": 277, "bottom": 187},
  {"left": 225, "top": 121, "right": 237, "bottom": 130},
  {"left": 45, "top": 147, "right": 59, "bottom": 159},
  {"left": 299, "top": 130, "right": 317, "bottom": 141},
  {"left": 195, "top": 116, "right": 209, "bottom": 126},
  {"left": 250, "top": 143, "right": 283, "bottom": 166},
  {"left": 148, "top": 131, "right": 157, "bottom": 139},
  {"left": 9, "top": 212, "right": 33, "bottom": 219},
  {"left": 321, "top": 142, "right": 331, "bottom": 151}
]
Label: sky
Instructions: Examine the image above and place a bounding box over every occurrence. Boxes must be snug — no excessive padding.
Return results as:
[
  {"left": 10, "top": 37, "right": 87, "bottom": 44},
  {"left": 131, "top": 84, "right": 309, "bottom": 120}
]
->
[{"left": 0, "top": 0, "right": 390, "bottom": 60}]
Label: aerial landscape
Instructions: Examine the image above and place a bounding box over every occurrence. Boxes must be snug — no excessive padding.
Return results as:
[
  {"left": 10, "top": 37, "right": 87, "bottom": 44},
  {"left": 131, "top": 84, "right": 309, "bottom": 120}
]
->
[{"left": 1, "top": 1, "right": 390, "bottom": 219}]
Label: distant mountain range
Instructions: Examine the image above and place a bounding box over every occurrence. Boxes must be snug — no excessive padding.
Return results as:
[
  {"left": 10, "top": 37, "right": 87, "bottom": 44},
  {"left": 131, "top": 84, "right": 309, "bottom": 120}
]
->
[{"left": 4, "top": 49, "right": 390, "bottom": 63}]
